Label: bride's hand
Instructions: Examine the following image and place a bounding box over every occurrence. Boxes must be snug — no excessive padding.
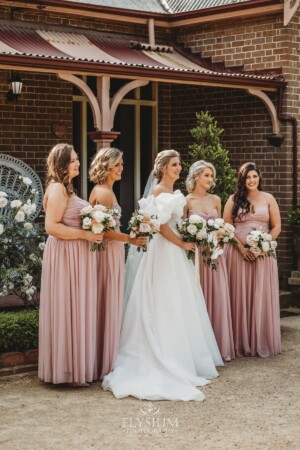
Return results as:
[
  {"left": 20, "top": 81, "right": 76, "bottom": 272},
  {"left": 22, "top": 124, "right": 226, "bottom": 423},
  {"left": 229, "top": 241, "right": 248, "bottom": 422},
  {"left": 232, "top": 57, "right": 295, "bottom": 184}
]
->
[
  {"left": 181, "top": 241, "right": 195, "bottom": 252},
  {"left": 129, "top": 236, "right": 148, "bottom": 248}
]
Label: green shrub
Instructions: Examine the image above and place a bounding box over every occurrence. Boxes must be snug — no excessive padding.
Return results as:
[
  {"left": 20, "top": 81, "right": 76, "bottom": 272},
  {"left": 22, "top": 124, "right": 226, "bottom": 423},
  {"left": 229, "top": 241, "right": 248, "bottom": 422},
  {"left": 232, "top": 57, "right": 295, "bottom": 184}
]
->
[
  {"left": 0, "top": 309, "right": 39, "bottom": 353},
  {"left": 287, "top": 206, "right": 300, "bottom": 226},
  {"left": 185, "top": 112, "right": 236, "bottom": 207}
]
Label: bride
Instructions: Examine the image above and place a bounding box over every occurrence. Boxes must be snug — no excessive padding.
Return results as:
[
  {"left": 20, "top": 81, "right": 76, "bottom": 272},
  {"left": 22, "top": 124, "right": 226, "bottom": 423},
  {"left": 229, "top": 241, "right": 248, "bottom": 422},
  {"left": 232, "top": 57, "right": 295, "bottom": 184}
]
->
[{"left": 102, "top": 150, "right": 223, "bottom": 401}]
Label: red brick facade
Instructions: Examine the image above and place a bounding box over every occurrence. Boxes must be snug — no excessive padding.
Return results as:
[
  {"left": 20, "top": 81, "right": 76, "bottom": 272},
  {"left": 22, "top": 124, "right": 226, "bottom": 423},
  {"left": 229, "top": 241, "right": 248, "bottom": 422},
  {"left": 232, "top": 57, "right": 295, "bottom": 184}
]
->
[{"left": 0, "top": 4, "right": 299, "bottom": 286}]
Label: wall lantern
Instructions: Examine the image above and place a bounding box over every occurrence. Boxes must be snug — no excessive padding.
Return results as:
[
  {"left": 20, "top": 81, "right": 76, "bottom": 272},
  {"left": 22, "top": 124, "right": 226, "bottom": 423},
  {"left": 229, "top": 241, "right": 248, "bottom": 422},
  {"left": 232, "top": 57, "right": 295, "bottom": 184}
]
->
[{"left": 7, "top": 73, "right": 23, "bottom": 102}]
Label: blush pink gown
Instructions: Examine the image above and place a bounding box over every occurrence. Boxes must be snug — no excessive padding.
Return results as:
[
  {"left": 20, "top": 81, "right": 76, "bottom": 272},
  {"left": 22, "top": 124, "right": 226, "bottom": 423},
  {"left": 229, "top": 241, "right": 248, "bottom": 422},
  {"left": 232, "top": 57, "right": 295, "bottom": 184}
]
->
[
  {"left": 225, "top": 205, "right": 281, "bottom": 357},
  {"left": 38, "top": 195, "right": 98, "bottom": 384},
  {"left": 190, "top": 209, "right": 235, "bottom": 362},
  {"left": 95, "top": 204, "right": 125, "bottom": 379}
]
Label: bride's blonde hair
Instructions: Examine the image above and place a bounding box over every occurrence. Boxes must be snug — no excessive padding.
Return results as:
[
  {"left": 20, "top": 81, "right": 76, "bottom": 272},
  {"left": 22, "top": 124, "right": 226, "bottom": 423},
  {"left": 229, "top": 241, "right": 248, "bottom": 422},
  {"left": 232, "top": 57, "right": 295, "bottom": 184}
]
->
[
  {"left": 186, "top": 160, "right": 216, "bottom": 193},
  {"left": 153, "top": 150, "right": 180, "bottom": 181},
  {"left": 89, "top": 147, "right": 123, "bottom": 185}
]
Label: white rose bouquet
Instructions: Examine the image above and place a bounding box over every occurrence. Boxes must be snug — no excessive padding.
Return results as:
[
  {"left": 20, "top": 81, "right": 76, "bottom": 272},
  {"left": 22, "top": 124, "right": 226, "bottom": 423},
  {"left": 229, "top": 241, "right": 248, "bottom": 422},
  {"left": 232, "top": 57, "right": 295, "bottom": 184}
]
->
[
  {"left": 204, "top": 218, "right": 237, "bottom": 267},
  {"left": 80, "top": 204, "right": 120, "bottom": 251},
  {"left": 244, "top": 227, "right": 277, "bottom": 260},
  {"left": 127, "top": 209, "right": 159, "bottom": 252},
  {"left": 177, "top": 214, "right": 207, "bottom": 260}
]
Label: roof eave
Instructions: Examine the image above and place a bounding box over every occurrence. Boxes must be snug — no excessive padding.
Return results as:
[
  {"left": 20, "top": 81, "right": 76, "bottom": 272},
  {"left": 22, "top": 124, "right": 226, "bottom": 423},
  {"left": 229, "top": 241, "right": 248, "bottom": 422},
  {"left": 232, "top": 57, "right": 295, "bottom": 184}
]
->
[{"left": 0, "top": 55, "right": 286, "bottom": 91}]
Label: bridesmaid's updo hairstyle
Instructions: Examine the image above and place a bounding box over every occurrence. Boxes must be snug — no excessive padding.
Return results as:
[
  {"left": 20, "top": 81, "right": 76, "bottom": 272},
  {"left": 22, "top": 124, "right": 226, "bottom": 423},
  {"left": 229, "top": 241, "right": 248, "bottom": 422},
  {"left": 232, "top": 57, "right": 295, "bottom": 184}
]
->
[
  {"left": 153, "top": 150, "right": 180, "bottom": 181},
  {"left": 232, "top": 162, "right": 263, "bottom": 218},
  {"left": 45, "top": 143, "right": 75, "bottom": 197},
  {"left": 186, "top": 160, "right": 216, "bottom": 193},
  {"left": 89, "top": 147, "right": 123, "bottom": 185}
]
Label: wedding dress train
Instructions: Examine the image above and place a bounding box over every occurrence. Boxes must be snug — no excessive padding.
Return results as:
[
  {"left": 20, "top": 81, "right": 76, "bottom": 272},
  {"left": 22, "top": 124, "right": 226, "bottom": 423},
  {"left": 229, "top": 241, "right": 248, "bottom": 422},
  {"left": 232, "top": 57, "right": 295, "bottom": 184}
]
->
[{"left": 102, "top": 190, "right": 223, "bottom": 401}]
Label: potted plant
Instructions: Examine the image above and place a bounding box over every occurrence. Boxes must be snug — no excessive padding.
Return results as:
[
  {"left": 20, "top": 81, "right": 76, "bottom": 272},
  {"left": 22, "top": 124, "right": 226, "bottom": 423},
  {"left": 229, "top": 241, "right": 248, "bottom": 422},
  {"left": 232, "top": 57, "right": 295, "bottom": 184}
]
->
[{"left": 287, "top": 206, "right": 300, "bottom": 270}]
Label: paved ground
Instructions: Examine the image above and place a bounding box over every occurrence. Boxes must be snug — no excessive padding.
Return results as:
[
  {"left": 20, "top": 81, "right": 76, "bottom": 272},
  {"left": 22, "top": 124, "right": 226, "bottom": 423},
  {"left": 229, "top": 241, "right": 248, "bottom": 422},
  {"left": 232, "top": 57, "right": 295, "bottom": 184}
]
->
[{"left": 0, "top": 309, "right": 300, "bottom": 450}]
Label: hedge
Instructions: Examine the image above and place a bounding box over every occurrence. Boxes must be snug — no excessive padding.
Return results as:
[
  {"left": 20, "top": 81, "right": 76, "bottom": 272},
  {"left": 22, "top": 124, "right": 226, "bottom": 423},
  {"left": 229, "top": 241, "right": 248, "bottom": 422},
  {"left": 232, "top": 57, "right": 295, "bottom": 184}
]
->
[{"left": 0, "top": 309, "right": 39, "bottom": 353}]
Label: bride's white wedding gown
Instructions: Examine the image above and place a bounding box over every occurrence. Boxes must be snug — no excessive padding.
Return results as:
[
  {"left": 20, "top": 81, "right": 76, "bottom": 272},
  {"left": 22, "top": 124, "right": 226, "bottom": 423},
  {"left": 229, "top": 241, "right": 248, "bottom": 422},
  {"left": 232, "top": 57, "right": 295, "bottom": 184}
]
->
[{"left": 102, "top": 190, "right": 223, "bottom": 401}]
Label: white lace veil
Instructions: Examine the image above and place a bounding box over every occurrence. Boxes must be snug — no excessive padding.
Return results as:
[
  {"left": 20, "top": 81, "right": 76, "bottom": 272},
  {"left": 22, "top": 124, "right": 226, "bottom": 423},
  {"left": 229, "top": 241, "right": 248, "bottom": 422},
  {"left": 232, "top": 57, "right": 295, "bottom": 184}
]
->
[{"left": 123, "top": 171, "right": 157, "bottom": 312}]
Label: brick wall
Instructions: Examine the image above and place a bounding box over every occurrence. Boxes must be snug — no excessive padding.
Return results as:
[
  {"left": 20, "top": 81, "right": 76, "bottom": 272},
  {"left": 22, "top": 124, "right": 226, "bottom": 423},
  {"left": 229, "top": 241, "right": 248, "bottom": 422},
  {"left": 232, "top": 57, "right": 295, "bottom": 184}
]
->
[
  {"left": 157, "top": 10, "right": 300, "bottom": 285},
  {"left": 0, "top": 5, "right": 169, "bottom": 40},
  {"left": 158, "top": 83, "right": 292, "bottom": 284},
  {"left": 0, "top": 5, "right": 298, "bottom": 284},
  {"left": 0, "top": 70, "right": 73, "bottom": 184}
]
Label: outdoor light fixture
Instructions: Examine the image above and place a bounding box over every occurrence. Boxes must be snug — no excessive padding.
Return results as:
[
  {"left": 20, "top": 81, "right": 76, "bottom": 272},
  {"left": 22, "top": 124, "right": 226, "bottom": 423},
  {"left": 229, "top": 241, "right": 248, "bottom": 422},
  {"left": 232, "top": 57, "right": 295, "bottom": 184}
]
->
[{"left": 7, "top": 73, "right": 23, "bottom": 102}]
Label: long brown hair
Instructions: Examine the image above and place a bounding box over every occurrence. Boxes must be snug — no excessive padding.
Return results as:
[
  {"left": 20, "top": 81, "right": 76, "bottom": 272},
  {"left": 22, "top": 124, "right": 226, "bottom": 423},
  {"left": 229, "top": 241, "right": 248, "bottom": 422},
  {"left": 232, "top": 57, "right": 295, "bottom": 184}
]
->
[
  {"left": 45, "top": 143, "right": 75, "bottom": 196},
  {"left": 232, "top": 162, "right": 263, "bottom": 218}
]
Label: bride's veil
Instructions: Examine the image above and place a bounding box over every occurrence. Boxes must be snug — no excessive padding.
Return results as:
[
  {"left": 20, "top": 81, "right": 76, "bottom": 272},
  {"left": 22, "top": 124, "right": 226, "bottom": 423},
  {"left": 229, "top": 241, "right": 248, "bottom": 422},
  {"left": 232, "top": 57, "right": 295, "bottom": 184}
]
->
[{"left": 123, "top": 171, "right": 157, "bottom": 312}]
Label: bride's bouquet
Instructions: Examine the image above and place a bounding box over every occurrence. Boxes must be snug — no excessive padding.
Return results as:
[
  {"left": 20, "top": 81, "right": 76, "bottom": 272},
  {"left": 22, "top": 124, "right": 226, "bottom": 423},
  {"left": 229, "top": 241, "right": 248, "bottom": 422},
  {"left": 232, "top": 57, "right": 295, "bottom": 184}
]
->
[
  {"left": 127, "top": 209, "right": 159, "bottom": 252},
  {"left": 244, "top": 227, "right": 277, "bottom": 260},
  {"left": 176, "top": 214, "right": 207, "bottom": 260},
  {"left": 80, "top": 204, "right": 120, "bottom": 251}
]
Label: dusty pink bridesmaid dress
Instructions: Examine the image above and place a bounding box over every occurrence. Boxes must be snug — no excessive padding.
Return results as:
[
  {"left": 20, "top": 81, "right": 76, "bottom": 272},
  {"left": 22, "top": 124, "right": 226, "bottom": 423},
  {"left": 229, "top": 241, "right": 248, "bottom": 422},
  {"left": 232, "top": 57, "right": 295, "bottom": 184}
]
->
[
  {"left": 190, "top": 209, "right": 235, "bottom": 361},
  {"left": 95, "top": 203, "right": 125, "bottom": 379},
  {"left": 38, "top": 195, "right": 98, "bottom": 384},
  {"left": 226, "top": 205, "right": 281, "bottom": 357}
]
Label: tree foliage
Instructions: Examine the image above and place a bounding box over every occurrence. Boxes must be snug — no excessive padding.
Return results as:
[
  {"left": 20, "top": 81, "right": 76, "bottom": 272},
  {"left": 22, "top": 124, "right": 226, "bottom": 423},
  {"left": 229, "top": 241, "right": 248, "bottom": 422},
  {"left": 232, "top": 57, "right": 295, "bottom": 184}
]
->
[{"left": 185, "top": 112, "right": 236, "bottom": 206}]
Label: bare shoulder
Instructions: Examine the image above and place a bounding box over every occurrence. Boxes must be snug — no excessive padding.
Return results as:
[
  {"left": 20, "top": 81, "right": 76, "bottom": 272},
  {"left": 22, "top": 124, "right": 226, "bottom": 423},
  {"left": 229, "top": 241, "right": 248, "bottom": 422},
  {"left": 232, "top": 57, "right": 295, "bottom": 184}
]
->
[
  {"left": 44, "top": 182, "right": 67, "bottom": 210},
  {"left": 210, "top": 194, "right": 221, "bottom": 205},
  {"left": 89, "top": 184, "right": 114, "bottom": 206},
  {"left": 47, "top": 182, "right": 67, "bottom": 198},
  {"left": 263, "top": 192, "right": 277, "bottom": 205}
]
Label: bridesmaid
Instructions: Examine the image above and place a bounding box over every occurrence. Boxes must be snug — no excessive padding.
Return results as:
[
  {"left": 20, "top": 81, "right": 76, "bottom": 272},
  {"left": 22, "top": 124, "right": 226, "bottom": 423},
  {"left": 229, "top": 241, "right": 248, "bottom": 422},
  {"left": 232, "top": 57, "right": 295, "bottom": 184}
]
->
[
  {"left": 38, "top": 143, "right": 103, "bottom": 387},
  {"left": 185, "top": 160, "right": 235, "bottom": 361},
  {"left": 223, "top": 162, "right": 281, "bottom": 357},
  {"left": 89, "top": 147, "right": 146, "bottom": 379}
]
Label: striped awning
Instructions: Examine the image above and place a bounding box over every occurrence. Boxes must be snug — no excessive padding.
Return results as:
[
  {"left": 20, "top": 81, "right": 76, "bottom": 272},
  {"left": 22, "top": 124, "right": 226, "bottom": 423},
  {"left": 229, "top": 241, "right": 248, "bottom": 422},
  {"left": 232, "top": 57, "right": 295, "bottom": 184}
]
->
[{"left": 0, "top": 23, "right": 285, "bottom": 90}]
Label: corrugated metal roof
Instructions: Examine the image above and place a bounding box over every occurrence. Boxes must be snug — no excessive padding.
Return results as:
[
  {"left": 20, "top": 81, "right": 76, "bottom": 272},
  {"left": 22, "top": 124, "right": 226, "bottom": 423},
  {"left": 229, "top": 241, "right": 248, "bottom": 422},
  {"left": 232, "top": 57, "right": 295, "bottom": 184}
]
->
[
  {"left": 0, "top": 25, "right": 284, "bottom": 88},
  {"left": 63, "top": 0, "right": 251, "bottom": 13},
  {"left": 63, "top": 0, "right": 167, "bottom": 13},
  {"left": 166, "top": 0, "right": 250, "bottom": 13}
]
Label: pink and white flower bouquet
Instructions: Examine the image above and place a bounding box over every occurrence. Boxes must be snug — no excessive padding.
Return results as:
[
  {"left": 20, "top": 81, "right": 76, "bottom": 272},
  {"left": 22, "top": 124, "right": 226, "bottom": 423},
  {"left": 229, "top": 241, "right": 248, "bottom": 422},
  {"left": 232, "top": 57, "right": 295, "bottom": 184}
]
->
[
  {"left": 205, "top": 218, "right": 236, "bottom": 268},
  {"left": 80, "top": 204, "right": 120, "bottom": 251},
  {"left": 176, "top": 214, "right": 207, "bottom": 260},
  {"left": 127, "top": 209, "right": 159, "bottom": 252},
  {"left": 244, "top": 228, "right": 277, "bottom": 260},
  {"left": 177, "top": 216, "right": 236, "bottom": 269}
]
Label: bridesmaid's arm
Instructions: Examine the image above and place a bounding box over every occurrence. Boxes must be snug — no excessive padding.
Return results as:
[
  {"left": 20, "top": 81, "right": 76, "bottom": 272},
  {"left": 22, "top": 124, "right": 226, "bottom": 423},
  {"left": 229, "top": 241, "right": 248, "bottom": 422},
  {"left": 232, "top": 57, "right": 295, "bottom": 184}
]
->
[
  {"left": 182, "top": 202, "right": 189, "bottom": 220},
  {"left": 104, "top": 230, "right": 147, "bottom": 247},
  {"left": 215, "top": 196, "right": 222, "bottom": 218},
  {"left": 45, "top": 183, "right": 102, "bottom": 243},
  {"left": 223, "top": 195, "right": 256, "bottom": 262},
  {"left": 267, "top": 193, "right": 281, "bottom": 240}
]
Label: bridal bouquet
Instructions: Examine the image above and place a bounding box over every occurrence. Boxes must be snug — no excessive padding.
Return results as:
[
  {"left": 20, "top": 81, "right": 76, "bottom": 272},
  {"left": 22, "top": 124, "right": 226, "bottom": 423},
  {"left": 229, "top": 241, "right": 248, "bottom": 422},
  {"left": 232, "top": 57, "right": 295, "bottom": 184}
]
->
[
  {"left": 176, "top": 214, "right": 207, "bottom": 260},
  {"left": 244, "top": 227, "right": 277, "bottom": 260},
  {"left": 127, "top": 209, "right": 159, "bottom": 252},
  {"left": 80, "top": 204, "right": 120, "bottom": 251}
]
